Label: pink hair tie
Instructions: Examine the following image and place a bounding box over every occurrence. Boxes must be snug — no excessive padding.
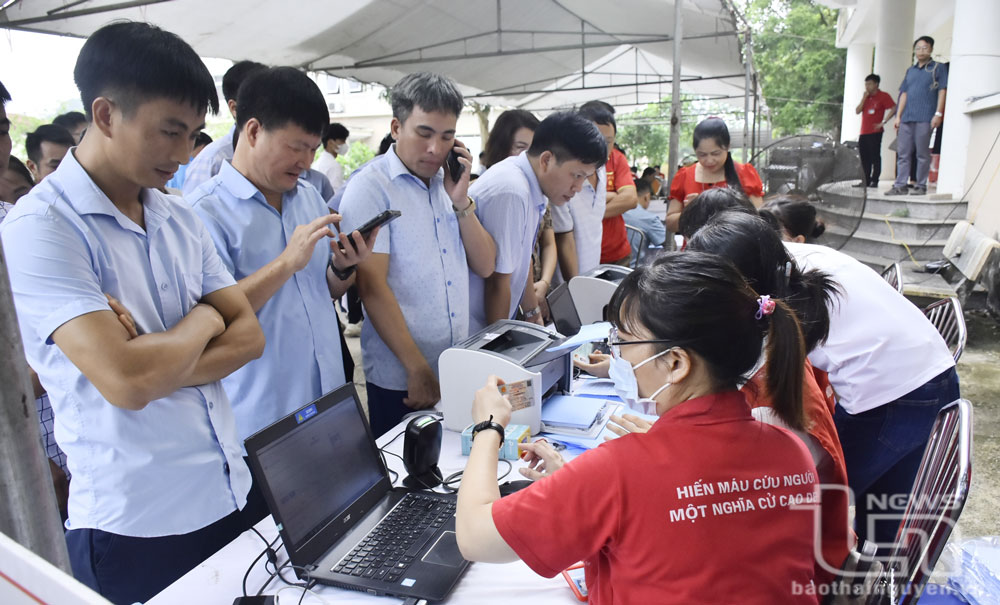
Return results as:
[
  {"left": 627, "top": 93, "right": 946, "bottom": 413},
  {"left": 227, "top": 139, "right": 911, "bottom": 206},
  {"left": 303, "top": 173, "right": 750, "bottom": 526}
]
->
[{"left": 756, "top": 295, "right": 776, "bottom": 320}]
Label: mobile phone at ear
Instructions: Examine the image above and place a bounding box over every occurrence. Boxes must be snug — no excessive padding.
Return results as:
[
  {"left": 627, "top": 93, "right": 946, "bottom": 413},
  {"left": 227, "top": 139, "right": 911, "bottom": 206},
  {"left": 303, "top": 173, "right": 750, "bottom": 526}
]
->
[
  {"left": 446, "top": 148, "right": 465, "bottom": 182},
  {"left": 338, "top": 209, "right": 401, "bottom": 251}
]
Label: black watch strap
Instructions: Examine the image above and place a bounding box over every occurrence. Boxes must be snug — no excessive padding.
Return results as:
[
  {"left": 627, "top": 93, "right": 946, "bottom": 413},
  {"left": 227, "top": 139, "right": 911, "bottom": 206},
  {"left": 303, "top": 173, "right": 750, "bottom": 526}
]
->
[
  {"left": 328, "top": 255, "right": 356, "bottom": 281},
  {"left": 471, "top": 415, "right": 505, "bottom": 448}
]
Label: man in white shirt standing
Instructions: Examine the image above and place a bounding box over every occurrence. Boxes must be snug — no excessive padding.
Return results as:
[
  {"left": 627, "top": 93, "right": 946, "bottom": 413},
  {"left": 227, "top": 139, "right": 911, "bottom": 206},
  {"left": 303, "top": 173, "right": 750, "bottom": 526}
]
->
[{"left": 313, "top": 122, "right": 349, "bottom": 193}]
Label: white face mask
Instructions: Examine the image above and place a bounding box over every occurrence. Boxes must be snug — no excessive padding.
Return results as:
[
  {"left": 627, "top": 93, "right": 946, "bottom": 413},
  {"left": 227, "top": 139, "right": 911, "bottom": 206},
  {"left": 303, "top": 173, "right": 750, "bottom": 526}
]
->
[
  {"left": 608, "top": 349, "right": 672, "bottom": 416},
  {"left": 336, "top": 142, "right": 350, "bottom": 155}
]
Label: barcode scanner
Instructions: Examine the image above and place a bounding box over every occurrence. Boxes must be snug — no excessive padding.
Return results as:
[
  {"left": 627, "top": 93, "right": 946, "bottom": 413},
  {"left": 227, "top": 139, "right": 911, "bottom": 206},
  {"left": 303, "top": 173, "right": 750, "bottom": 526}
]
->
[{"left": 402, "top": 415, "right": 443, "bottom": 489}]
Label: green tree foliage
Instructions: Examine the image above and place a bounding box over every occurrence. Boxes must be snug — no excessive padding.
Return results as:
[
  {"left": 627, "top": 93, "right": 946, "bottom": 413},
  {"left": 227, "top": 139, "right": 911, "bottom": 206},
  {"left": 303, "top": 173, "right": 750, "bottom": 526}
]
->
[
  {"left": 617, "top": 103, "right": 672, "bottom": 167},
  {"left": 337, "top": 141, "right": 375, "bottom": 176},
  {"left": 742, "top": 0, "right": 845, "bottom": 138}
]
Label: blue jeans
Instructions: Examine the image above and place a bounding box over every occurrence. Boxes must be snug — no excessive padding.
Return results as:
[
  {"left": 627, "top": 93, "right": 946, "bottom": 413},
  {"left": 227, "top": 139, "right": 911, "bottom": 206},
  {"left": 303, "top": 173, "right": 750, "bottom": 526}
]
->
[
  {"left": 834, "top": 367, "right": 960, "bottom": 549},
  {"left": 366, "top": 382, "right": 415, "bottom": 438},
  {"left": 66, "top": 509, "right": 243, "bottom": 605}
]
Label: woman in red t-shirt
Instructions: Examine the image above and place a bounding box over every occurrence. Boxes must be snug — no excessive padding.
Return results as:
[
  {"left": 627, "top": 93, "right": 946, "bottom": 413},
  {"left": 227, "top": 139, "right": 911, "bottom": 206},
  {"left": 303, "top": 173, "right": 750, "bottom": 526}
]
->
[
  {"left": 455, "top": 253, "right": 821, "bottom": 604},
  {"left": 666, "top": 117, "right": 764, "bottom": 232}
]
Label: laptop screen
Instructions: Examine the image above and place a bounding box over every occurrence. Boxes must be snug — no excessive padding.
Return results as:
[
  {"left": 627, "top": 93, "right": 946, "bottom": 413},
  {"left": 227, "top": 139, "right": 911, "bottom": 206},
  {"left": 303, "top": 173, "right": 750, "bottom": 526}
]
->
[
  {"left": 547, "top": 282, "right": 582, "bottom": 336},
  {"left": 252, "top": 390, "right": 385, "bottom": 547}
]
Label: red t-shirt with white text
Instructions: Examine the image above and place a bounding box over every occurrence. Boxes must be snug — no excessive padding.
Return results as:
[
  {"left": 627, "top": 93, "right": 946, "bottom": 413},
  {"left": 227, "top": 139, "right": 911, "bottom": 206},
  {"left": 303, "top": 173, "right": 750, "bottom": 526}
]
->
[
  {"left": 600, "top": 148, "right": 635, "bottom": 264},
  {"left": 492, "top": 391, "right": 820, "bottom": 604}
]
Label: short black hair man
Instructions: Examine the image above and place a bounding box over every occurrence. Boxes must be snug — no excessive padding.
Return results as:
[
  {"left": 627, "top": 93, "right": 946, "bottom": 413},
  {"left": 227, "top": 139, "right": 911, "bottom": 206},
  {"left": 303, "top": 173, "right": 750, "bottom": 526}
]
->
[
  {"left": 854, "top": 73, "right": 896, "bottom": 188},
  {"left": 52, "top": 110, "right": 88, "bottom": 144},
  {"left": 1, "top": 22, "right": 264, "bottom": 603},
  {"left": 313, "top": 121, "right": 350, "bottom": 192},
  {"left": 25, "top": 123, "right": 76, "bottom": 182},
  {"left": 182, "top": 59, "right": 266, "bottom": 195}
]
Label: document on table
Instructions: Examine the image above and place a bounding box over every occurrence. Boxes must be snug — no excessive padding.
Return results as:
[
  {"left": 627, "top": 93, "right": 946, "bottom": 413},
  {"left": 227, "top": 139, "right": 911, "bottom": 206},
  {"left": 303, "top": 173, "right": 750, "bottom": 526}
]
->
[
  {"left": 540, "top": 402, "right": 658, "bottom": 450},
  {"left": 572, "top": 378, "right": 618, "bottom": 398}
]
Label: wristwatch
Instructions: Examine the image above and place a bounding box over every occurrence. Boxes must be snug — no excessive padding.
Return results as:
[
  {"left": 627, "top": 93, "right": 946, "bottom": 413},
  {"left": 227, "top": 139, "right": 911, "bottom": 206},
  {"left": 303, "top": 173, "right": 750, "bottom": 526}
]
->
[
  {"left": 522, "top": 306, "right": 542, "bottom": 319},
  {"left": 454, "top": 196, "right": 476, "bottom": 218},
  {"left": 471, "top": 415, "right": 505, "bottom": 447},
  {"left": 934, "top": 111, "right": 943, "bottom": 117},
  {"left": 328, "top": 255, "right": 356, "bottom": 281}
]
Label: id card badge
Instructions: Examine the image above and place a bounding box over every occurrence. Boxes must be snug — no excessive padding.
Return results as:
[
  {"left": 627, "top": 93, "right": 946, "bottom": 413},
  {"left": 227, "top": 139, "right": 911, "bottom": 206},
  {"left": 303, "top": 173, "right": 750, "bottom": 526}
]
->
[
  {"left": 561, "top": 562, "right": 588, "bottom": 602},
  {"left": 868, "top": 108, "right": 876, "bottom": 114},
  {"left": 499, "top": 379, "right": 534, "bottom": 411}
]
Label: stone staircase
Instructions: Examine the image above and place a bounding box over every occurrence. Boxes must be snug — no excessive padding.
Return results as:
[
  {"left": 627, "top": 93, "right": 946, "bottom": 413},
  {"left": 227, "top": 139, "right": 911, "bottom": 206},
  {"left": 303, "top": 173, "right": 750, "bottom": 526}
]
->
[{"left": 815, "top": 180, "right": 968, "bottom": 299}]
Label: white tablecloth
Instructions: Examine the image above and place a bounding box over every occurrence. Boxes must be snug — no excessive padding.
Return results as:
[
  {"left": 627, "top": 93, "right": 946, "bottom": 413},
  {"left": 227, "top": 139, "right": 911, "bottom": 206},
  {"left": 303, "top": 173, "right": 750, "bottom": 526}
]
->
[{"left": 148, "top": 422, "right": 580, "bottom": 605}]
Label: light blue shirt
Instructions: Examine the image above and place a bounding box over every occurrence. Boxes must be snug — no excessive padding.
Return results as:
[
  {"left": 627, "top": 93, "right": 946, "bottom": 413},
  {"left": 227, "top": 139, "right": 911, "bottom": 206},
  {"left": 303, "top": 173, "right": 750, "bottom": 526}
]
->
[
  {"left": 467, "top": 153, "right": 547, "bottom": 332},
  {"left": 0, "top": 151, "right": 250, "bottom": 536},
  {"left": 338, "top": 145, "right": 470, "bottom": 390},
  {"left": 301, "top": 168, "right": 336, "bottom": 203},
  {"left": 182, "top": 125, "right": 235, "bottom": 196},
  {"left": 190, "top": 162, "right": 346, "bottom": 442},
  {"left": 624, "top": 205, "right": 667, "bottom": 247}
]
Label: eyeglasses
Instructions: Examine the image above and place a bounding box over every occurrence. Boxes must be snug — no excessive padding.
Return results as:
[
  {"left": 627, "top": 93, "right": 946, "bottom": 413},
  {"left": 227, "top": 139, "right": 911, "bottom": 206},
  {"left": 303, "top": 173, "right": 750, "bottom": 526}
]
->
[{"left": 607, "top": 325, "right": 675, "bottom": 358}]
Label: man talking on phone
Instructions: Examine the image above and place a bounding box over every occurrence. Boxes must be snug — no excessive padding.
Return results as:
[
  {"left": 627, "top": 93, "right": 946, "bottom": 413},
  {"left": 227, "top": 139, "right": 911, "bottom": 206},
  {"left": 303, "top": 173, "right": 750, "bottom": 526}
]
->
[
  {"left": 188, "top": 67, "right": 376, "bottom": 525},
  {"left": 339, "top": 72, "right": 496, "bottom": 437},
  {"left": 467, "top": 112, "right": 607, "bottom": 331}
]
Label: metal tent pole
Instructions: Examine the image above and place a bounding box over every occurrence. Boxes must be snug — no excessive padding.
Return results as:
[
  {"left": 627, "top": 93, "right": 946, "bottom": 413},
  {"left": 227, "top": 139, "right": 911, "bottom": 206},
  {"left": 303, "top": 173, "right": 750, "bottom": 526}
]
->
[{"left": 668, "top": 0, "right": 684, "bottom": 181}]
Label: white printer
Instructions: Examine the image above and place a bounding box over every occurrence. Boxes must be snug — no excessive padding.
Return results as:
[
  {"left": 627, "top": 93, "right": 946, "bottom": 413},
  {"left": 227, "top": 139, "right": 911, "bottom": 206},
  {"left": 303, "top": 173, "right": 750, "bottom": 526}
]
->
[
  {"left": 438, "top": 320, "right": 572, "bottom": 434},
  {"left": 568, "top": 264, "right": 633, "bottom": 325}
]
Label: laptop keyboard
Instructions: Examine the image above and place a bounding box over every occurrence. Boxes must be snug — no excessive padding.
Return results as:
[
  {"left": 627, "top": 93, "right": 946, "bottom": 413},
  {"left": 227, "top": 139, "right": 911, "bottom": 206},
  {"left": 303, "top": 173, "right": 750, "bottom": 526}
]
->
[{"left": 331, "top": 493, "right": 455, "bottom": 583}]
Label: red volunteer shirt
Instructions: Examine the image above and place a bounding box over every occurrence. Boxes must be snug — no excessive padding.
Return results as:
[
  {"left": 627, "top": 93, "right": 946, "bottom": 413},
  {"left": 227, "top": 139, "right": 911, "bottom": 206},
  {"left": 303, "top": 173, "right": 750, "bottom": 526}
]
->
[
  {"left": 600, "top": 148, "right": 635, "bottom": 264},
  {"left": 492, "top": 390, "right": 820, "bottom": 605},
  {"left": 743, "top": 360, "right": 855, "bottom": 585},
  {"left": 668, "top": 161, "right": 764, "bottom": 208},
  {"left": 860, "top": 90, "right": 896, "bottom": 135}
]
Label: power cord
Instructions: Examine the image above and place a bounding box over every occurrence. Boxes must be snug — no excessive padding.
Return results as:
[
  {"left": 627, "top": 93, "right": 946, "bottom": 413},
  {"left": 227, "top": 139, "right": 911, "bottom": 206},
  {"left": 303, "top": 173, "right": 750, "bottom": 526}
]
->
[{"left": 242, "top": 527, "right": 282, "bottom": 597}]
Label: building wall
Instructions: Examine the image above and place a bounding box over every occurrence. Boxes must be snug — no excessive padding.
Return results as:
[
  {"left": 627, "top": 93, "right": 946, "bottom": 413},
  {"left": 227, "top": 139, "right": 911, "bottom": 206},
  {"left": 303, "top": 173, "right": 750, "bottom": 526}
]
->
[{"left": 965, "top": 101, "right": 1000, "bottom": 240}]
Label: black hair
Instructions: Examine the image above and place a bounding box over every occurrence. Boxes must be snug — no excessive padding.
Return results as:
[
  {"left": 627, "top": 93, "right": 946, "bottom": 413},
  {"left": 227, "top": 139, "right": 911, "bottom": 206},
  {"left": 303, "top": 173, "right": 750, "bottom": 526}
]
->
[
  {"left": 914, "top": 36, "right": 934, "bottom": 49},
  {"left": 235, "top": 67, "right": 329, "bottom": 137},
  {"left": 26, "top": 124, "right": 76, "bottom": 163},
  {"left": 641, "top": 166, "right": 657, "bottom": 179},
  {"left": 323, "top": 122, "right": 350, "bottom": 146},
  {"left": 579, "top": 100, "right": 616, "bottom": 115},
  {"left": 8, "top": 156, "right": 34, "bottom": 185},
  {"left": 377, "top": 132, "right": 394, "bottom": 156},
  {"left": 687, "top": 211, "right": 839, "bottom": 356},
  {"left": 635, "top": 178, "right": 652, "bottom": 197},
  {"left": 52, "top": 111, "right": 87, "bottom": 129},
  {"left": 578, "top": 104, "right": 617, "bottom": 133},
  {"left": 483, "top": 109, "right": 539, "bottom": 169},
  {"left": 222, "top": 60, "right": 267, "bottom": 102},
  {"left": 693, "top": 117, "right": 744, "bottom": 194},
  {"left": 865, "top": 73, "right": 881, "bottom": 85},
  {"left": 609, "top": 251, "right": 807, "bottom": 431},
  {"left": 74, "top": 22, "right": 219, "bottom": 121},
  {"left": 195, "top": 131, "right": 213, "bottom": 149},
  {"left": 390, "top": 72, "right": 463, "bottom": 123},
  {"left": 0, "top": 79, "right": 9, "bottom": 105},
  {"left": 678, "top": 187, "right": 756, "bottom": 239},
  {"left": 527, "top": 111, "right": 607, "bottom": 169},
  {"left": 760, "top": 196, "right": 826, "bottom": 242}
]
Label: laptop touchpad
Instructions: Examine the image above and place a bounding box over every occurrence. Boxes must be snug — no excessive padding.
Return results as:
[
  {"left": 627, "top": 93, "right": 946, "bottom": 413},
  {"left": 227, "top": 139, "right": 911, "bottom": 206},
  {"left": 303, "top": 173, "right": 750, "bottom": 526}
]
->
[{"left": 421, "top": 531, "right": 465, "bottom": 567}]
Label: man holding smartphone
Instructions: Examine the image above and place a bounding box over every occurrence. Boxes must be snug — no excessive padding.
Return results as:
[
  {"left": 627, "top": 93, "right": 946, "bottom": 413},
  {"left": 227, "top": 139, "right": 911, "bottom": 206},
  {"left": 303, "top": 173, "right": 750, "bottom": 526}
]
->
[
  {"left": 467, "top": 111, "right": 608, "bottom": 331},
  {"left": 188, "top": 67, "right": 376, "bottom": 525},
  {"left": 339, "top": 72, "right": 496, "bottom": 437}
]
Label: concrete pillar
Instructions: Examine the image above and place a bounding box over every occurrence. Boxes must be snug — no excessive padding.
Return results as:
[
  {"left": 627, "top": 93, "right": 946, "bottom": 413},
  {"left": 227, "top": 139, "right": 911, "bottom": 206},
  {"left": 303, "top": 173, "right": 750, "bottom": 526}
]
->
[
  {"left": 840, "top": 43, "right": 874, "bottom": 143},
  {"left": 873, "top": 0, "right": 916, "bottom": 180},
  {"left": 937, "top": 0, "right": 1000, "bottom": 198}
]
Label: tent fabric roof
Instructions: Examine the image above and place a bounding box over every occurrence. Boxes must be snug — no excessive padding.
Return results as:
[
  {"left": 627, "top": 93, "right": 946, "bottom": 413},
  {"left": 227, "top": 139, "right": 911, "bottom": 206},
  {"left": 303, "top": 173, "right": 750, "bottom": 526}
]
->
[{"left": 0, "top": 0, "right": 755, "bottom": 112}]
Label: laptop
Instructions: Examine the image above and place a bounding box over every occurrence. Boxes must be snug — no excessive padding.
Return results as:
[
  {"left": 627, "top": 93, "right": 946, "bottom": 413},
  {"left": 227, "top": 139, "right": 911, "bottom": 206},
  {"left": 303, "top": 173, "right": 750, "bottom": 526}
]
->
[
  {"left": 245, "top": 383, "right": 470, "bottom": 601},
  {"left": 546, "top": 281, "right": 582, "bottom": 337}
]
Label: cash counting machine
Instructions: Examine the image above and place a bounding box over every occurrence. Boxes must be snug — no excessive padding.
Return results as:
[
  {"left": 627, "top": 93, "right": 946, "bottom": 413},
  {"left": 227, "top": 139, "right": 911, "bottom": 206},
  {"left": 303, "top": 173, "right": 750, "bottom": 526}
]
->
[
  {"left": 567, "top": 264, "right": 633, "bottom": 325},
  {"left": 439, "top": 320, "right": 572, "bottom": 434}
]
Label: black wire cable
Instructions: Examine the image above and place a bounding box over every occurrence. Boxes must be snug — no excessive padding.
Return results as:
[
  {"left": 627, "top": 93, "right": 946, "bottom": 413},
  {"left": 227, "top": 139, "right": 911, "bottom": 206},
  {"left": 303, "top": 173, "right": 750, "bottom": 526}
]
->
[
  {"left": 298, "top": 579, "right": 318, "bottom": 605},
  {"left": 242, "top": 529, "right": 282, "bottom": 597}
]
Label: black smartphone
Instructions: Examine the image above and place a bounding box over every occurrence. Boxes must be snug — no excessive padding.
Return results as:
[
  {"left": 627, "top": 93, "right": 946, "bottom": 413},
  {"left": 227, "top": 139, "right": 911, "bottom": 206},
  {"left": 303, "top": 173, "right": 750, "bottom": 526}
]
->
[
  {"left": 338, "top": 209, "right": 401, "bottom": 251},
  {"left": 446, "top": 148, "right": 465, "bottom": 182},
  {"left": 232, "top": 597, "right": 275, "bottom": 605}
]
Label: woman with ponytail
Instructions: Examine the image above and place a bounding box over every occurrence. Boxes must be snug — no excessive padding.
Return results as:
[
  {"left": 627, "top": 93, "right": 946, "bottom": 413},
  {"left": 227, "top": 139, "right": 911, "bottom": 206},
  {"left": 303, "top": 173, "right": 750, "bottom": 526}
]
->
[
  {"left": 760, "top": 195, "right": 827, "bottom": 243},
  {"left": 687, "top": 211, "right": 853, "bottom": 584},
  {"left": 665, "top": 117, "right": 764, "bottom": 232},
  {"left": 456, "top": 252, "right": 820, "bottom": 604}
]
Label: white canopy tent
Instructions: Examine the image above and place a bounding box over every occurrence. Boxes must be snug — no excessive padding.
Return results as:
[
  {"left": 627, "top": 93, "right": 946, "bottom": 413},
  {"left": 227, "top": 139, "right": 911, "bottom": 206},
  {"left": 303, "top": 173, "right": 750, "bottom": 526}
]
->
[{"left": 0, "top": 0, "right": 762, "bottom": 152}]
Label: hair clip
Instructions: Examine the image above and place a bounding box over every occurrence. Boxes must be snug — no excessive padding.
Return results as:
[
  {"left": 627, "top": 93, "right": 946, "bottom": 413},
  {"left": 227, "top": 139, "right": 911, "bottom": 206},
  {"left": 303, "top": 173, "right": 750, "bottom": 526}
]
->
[{"left": 755, "top": 295, "right": 776, "bottom": 320}]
